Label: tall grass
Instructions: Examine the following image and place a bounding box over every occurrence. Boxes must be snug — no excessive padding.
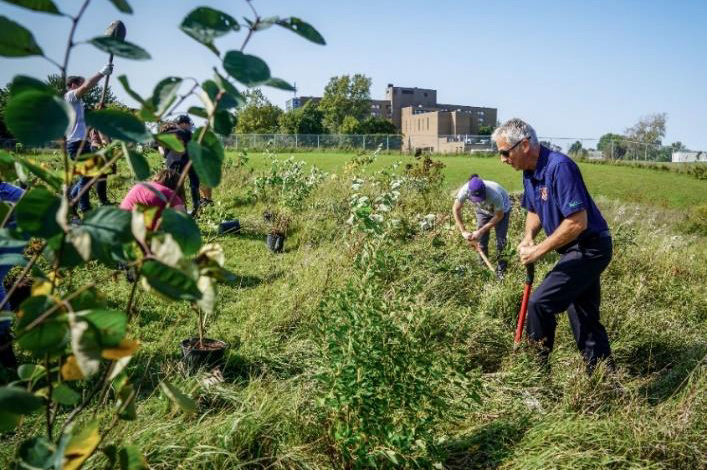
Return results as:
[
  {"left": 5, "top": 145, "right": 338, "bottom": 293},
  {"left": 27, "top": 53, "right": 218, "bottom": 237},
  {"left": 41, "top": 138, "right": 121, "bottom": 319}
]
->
[{"left": 2, "top": 151, "right": 705, "bottom": 469}]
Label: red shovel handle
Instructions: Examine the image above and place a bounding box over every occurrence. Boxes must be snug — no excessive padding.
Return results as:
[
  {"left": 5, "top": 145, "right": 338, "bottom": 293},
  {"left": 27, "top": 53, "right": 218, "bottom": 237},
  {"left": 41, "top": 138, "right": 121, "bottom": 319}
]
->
[{"left": 514, "top": 264, "right": 535, "bottom": 343}]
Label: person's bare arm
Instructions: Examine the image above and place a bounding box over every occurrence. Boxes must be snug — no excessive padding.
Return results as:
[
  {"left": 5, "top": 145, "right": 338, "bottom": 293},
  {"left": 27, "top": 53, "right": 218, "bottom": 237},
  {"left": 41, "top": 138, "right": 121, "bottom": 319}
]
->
[
  {"left": 519, "top": 210, "right": 542, "bottom": 249},
  {"left": 73, "top": 73, "right": 104, "bottom": 98},
  {"left": 452, "top": 199, "right": 472, "bottom": 239},
  {"left": 519, "top": 210, "right": 587, "bottom": 264}
]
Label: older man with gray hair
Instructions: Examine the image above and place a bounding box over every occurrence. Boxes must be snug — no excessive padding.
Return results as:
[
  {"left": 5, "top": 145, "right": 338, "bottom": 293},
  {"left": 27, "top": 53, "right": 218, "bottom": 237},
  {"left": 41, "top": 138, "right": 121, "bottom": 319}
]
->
[{"left": 492, "top": 118, "right": 613, "bottom": 373}]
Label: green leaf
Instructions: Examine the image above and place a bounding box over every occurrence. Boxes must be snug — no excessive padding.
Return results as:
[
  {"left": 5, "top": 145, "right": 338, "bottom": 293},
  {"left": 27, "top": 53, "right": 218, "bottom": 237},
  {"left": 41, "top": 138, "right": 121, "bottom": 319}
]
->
[
  {"left": 247, "top": 16, "right": 279, "bottom": 31},
  {"left": 0, "top": 386, "right": 43, "bottom": 414},
  {"left": 63, "top": 420, "right": 101, "bottom": 470},
  {"left": 106, "top": 0, "right": 132, "bottom": 14},
  {"left": 69, "top": 315, "right": 102, "bottom": 377},
  {"left": 264, "top": 77, "right": 296, "bottom": 91},
  {"left": 3, "top": 150, "right": 62, "bottom": 191},
  {"left": 154, "top": 133, "right": 184, "bottom": 153},
  {"left": 80, "top": 206, "right": 132, "bottom": 264},
  {"left": 16, "top": 437, "right": 55, "bottom": 467},
  {"left": 78, "top": 309, "right": 127, "bottom": 348},
  {"left": 212, "top": 110, "right": 234, "bottom": 136},
  {"left": 17, "top": 363, "right": 45, "bottom": 382},
  {"left": 2, "top": 0, "right": 61, "bottom": 14},
  {"left": 121, "top": 142, "right": 150, "bottom": 181},
  {"left": 222, "top": 51, "right": 270, "bottom": 87},
  {"left": 15, "top": 186, "right": 62, "bottom": 238},
  {"left": 151, "top": 77, "right": 182, "bottom": 116},
  {"left": 140, "top": 260, "right": 201, "bottom": 301},
  {"left": 119, "top": 445, "right": 149, "bottom": 470},
  {"left": 187, "top": 106, "right": 208, "bottom": 119},
  {"left": 4, "top": 91, "right": 73, "bottom": 145},
  {"left": 116, "top": 383, "right": 136, "bottom": 420},
  {"left": 180, "top": 7, "right": 239, "bottom": 55},
  {"left": 202, "top": 80, "right": 240, "bottom": 111},
  {"left": 9, "top": 74, "right": 53, "bottom": 95},
  {"left": 212, "top": 70, "right": 245, "bottom": 105},
  {"left": 85, "top": 109, "right": 152, "bottom": 144},
  {"left": 117, "top": 75, "right": 148, "bottom": 106},
  {"left": 159, "top": 380, "right": 197, "bottom": 414},
  {"left": 161, "top": 209, "right": 202, "bottom": 256},
  {"left": 188, "top": 128, "right": 224, "bottom": 188},
  {"left": 16, "top": 295, "right": 70, "bottom": 356},
  {"left": 52, "top": 383, "right": 81, "bottom": 406},
  {"left": 276, "top": 17, "right": 326, "bottom": 45},
  {"left": 0, "top": 16, "right": 44, "bottom": 57},
  {"left": 89, "top": 37, "right": 150, "bottom": 60}
]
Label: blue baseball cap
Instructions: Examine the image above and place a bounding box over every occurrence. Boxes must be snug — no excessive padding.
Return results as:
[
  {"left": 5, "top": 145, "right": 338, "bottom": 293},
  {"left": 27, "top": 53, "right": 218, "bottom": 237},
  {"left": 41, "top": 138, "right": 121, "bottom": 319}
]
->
[{"left": 469, "top": 174, "right": 486, "bottom": 202}]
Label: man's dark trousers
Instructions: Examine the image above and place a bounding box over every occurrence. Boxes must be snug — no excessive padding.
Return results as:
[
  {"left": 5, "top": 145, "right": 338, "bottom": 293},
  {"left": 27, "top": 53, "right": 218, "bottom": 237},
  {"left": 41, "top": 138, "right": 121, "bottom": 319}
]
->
[
  {"left": 167, "top": 157, "right": 200, "bottom": 210},
  {"left": 476, "top": 209, "right": 510, "bottom": 272},
  {"left": 526, "top": 235, "right": 613, "bottom": 369}
]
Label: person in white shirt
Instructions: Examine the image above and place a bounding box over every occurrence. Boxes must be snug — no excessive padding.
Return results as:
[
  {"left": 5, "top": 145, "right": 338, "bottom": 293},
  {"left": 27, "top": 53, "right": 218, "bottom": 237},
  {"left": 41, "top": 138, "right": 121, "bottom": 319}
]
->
[
  {"left": 64, "top": 64, "right": 113, "bottom": 213},
  {"left": 453, "top": 174, "right": 512, "bottom": 276}
]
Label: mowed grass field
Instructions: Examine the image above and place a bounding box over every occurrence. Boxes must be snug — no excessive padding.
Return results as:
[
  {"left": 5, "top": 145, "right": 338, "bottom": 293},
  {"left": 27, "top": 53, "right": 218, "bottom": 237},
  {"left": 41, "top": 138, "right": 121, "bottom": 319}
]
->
[
  {"left": 240, "top": 151, "right": 707, "bottom": 209},
  {"left": 3, "top": 149, "right": 706, "bottom": 468}
]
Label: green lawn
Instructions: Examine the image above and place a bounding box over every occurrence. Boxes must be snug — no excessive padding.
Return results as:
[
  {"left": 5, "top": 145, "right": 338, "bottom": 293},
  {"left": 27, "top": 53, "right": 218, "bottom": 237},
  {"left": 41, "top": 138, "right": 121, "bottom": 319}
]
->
[{"left": 238, "top": 151, "right": 707, "bottom": 210}]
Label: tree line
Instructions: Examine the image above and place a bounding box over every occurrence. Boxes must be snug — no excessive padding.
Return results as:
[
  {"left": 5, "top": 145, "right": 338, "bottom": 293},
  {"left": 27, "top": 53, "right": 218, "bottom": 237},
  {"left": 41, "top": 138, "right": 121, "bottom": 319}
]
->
[
  {"left": 0, "top": 73, "right": 397, "bottom": 141},
  {"left": 568, "top": 113, "right": 688, "bottom": 161}
]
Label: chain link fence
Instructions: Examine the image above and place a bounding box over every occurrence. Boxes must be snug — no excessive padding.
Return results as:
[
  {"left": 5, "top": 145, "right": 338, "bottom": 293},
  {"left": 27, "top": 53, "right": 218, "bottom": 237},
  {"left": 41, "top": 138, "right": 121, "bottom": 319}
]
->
[
  {"left": 2, "top": 133, "right": 705, "bottom": 163},
  {"left": 221, "top": 134, "right": 404, "bottom": 152}
]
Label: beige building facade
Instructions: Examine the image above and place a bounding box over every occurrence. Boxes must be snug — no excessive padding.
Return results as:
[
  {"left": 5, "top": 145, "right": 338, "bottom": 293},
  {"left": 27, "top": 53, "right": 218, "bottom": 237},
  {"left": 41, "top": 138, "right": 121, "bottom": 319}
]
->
[{"left": 401, "top": 106, "right": 498, "bottom": 153}]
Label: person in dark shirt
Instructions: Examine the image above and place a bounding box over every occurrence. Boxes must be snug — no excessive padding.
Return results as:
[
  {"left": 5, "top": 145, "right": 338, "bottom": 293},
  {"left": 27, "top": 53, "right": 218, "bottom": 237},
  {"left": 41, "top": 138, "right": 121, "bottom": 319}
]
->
[
  {"left": 492, "top": 118, "right": 613, "bottom": 374},
  {"left": 164, "top": 115, "right": 200, "bottom": 215}
]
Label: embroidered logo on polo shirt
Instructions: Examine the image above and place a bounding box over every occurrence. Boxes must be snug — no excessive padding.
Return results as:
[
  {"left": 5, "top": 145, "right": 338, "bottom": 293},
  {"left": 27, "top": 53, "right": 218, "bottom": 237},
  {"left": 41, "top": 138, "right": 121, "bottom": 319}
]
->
[
  {"left": 569, "top": 201, "right": 582, "bottom": 208},
  {"left": 540, "top": 186, "right": 548, "bottom": 201}
]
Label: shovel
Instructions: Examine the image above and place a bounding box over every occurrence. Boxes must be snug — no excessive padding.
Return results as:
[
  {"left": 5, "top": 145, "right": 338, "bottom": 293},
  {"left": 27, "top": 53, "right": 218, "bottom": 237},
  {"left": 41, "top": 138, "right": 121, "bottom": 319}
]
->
[
  {"left": 514, "top": 263, "right": 534, "bottom": 344},
  {"left": 98, "top": 20, "right": 126, "bottom": 110},
  {"left": 468, "top": 240, "right": 495, "bottom": 274}
]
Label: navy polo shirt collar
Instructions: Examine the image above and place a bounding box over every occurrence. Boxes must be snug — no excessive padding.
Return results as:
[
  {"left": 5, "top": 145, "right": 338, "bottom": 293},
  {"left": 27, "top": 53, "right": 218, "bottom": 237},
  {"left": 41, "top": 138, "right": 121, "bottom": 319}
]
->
[{"left": 531, "top": 145, "right": 551, "bottom": 181}]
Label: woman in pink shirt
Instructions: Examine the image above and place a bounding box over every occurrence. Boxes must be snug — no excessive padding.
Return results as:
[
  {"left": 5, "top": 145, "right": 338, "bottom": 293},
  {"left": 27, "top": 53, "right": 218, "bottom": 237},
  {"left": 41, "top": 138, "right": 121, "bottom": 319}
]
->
[{"left": 120, "top": 169, "right": 186, "bottom": 223}]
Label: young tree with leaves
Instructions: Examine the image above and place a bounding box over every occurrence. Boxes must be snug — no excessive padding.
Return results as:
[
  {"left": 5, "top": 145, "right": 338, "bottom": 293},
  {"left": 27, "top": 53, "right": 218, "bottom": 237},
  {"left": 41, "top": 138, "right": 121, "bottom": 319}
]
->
[
  {"left": 278, "top": 101, "right": 325, "bottom": 134},
  {"left": 235, "top": 89, "right": 283, "bottom": 134},
  {"left": 318, "top": 74, "right": 371, "bottom": 133}
]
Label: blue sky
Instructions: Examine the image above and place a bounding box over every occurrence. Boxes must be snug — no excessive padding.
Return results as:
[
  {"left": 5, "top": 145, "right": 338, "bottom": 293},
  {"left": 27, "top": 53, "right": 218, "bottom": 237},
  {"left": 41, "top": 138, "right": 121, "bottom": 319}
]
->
[{"left": 1, "top": 0, "right": 706, "bottom": 149}]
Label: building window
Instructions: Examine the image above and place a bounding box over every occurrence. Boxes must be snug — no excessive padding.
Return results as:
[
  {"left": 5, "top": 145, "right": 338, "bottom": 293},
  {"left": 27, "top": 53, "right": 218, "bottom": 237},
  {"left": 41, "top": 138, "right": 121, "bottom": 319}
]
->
[
  {"left": 424, "top": 92, "right": 428, "bottom": 97},
  {"left": 402, "top": 89, "right": 413, "bottom": 95},
  {"left": 427, "top": 117, "right": 429, "bottom": 130}
]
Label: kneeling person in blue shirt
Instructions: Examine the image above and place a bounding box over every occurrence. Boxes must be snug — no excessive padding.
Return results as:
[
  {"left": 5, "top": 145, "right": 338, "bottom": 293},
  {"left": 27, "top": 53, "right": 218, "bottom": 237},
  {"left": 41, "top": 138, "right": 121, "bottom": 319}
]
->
[
  {"left": 453, "top": 174, "right": 511, "bottom": 276},
  {"left": 492, "top": 118, "right": 613, "bottom": 373}
]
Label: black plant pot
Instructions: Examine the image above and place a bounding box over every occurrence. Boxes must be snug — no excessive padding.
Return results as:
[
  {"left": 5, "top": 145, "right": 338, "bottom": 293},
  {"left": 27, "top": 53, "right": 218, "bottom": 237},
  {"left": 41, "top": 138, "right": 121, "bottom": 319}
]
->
[
  {"left": 266, "top": 233, "right": 284, "bottom": 253},
  {"left": 180, "top": 338, "right": 228, "bottom": 369},
  {"left": 218, "top": 219, "right": 240, "bottom": 234}
]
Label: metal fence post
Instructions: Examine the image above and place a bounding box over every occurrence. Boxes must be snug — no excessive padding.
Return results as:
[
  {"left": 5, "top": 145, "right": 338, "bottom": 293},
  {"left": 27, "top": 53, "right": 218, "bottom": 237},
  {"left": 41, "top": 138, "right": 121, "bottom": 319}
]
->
[
  {"left": 317, "top": 134, "right": 320, "bottom": 149},
  {"left": 386, "top": 135, "right": 389, "bottom": 151},
  {"left": 362, "top": 134, "right": 366, "bottom": 150},
  {"left": 295, "top": 134, "right": 298, "bottom": 149}
]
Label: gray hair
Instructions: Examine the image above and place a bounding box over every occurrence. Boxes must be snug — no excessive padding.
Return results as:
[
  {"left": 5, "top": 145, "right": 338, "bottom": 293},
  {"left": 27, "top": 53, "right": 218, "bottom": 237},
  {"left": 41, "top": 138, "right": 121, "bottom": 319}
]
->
[{"left": 491, "top": 118, "right": 538, "bottom": 146}]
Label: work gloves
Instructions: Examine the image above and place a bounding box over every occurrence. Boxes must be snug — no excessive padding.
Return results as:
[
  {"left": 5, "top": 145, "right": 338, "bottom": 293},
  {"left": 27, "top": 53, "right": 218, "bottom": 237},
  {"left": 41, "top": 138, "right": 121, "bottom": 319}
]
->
[{"left": 99, "top": 64, "right": 114, "bottom": 76}]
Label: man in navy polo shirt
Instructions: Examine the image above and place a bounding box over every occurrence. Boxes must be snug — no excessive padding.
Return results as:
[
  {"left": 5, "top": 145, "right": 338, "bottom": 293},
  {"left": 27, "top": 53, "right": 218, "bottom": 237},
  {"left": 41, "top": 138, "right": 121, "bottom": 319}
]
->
[{"left": 492, "top": 118, "right": 613, "bottom": 373}]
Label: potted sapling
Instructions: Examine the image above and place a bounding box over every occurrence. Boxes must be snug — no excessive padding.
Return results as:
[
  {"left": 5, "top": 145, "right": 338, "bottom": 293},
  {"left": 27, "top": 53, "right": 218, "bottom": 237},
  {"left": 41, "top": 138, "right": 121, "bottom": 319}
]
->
[
  {"left": 266, "top": 211, "right": 290, "bottom": 253},
  {"left": 180, "top": 244, "right": 233, "bottom": 369}
]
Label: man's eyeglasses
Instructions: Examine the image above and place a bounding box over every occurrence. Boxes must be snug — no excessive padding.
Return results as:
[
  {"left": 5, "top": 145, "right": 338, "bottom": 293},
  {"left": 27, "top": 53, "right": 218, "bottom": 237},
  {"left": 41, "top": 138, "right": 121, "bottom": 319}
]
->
[{"left": 499, "top": 138, "right": 525, "bottom": 158}]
